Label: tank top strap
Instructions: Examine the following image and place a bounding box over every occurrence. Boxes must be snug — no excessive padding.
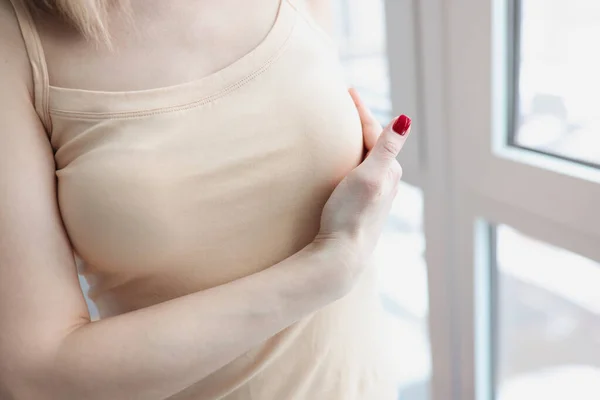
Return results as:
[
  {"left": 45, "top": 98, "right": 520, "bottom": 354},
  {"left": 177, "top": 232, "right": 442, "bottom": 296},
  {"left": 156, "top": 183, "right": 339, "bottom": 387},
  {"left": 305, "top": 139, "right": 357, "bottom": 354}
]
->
[
  {"left": 286, "top": 0, "right": 336, "bottom": 49},
  {"left": 9, "top": 0, "right": 52, "bottom": 134}
]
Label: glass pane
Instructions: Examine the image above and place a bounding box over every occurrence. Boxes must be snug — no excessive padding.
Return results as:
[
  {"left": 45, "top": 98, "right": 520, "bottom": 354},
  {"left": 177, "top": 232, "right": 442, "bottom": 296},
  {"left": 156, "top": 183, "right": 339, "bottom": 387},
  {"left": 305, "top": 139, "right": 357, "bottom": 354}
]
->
[
  {"left": 333, "top": 0, "right": 392, "bottom": 121},
  {"left": 496, "top": 225, "right": 600, "bottom": 400},
  {"left": 513, "top": 0, "right": 600, "bottom": 166},
  {"left": 374, "top": 182, "right": 431, "bottom": 400}
]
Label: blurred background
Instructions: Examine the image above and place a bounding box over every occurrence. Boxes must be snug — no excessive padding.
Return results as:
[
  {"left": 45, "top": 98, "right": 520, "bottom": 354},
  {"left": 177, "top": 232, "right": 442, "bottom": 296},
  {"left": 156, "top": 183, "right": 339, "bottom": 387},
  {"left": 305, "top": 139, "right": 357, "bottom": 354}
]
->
[
  {"left": 79, "top": 0, "right": 600, "bottom": 399},
  {"left": 328, "top": 0, "right": 600, "bottom": 399}
]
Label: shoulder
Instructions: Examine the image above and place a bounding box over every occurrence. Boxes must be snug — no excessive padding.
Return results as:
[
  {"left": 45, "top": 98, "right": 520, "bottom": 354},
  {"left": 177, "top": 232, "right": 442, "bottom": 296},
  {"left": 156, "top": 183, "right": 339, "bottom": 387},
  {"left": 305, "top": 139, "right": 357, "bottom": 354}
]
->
[
  {"left": 0, "top": 0, "right": 34, "bottom": 97},
  {"left": 293, "top": 0, "right": 333, "bottom": 36}
]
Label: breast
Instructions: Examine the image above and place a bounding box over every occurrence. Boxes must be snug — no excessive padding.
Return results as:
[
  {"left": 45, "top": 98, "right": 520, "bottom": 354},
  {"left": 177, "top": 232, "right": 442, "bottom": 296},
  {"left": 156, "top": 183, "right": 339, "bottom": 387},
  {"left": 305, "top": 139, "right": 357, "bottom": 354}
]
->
[{"left": 51, "top": 17, "right": 363, "bottom": 316}]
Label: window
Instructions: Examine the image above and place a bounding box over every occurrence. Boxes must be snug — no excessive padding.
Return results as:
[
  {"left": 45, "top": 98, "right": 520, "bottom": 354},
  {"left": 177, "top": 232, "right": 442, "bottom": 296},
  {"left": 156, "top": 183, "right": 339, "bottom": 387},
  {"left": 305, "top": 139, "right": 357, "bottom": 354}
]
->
[
  {"left": 376, "top": 183, "right": 430, "bottom": 399},
  {"left": 510, "top": 0, "right": 600, "bottom": 167},
  {"left": 431, "top": 0, "right": 600, "bottom": 398},
  {"left": 333, "top": 0, "right": 392, "bottom": 121},
  {"left": 495, "top": 225, "right": 600, "bottom": 400}
]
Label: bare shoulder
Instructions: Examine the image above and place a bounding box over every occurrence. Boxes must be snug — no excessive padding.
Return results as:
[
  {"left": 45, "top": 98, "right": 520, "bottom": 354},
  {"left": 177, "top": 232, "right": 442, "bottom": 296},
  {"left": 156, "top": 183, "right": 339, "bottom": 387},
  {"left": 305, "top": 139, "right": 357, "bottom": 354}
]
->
[{"left": 0, "top": 0, "right": 33, "bottom": 95}]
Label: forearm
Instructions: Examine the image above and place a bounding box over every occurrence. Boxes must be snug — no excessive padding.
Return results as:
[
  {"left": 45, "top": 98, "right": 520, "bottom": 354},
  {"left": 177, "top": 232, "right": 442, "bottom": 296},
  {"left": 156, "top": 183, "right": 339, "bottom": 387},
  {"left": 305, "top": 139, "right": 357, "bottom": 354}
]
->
[{"left": 14, "top": 242, "right": 346, "bottom": 400}]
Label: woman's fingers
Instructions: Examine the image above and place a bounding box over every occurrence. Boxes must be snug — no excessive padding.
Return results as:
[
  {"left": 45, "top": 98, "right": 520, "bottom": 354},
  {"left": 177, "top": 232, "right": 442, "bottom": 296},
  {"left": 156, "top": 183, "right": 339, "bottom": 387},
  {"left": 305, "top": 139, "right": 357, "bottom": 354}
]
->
[
  {"left": 348, "top": 88, "right": 412, "bottom": 172},
  {"left": 348, "top": 88, "right": 381, "bottom": 152},
  {"left": 364, "top": 115, "right": 412, "bottom": 170}
]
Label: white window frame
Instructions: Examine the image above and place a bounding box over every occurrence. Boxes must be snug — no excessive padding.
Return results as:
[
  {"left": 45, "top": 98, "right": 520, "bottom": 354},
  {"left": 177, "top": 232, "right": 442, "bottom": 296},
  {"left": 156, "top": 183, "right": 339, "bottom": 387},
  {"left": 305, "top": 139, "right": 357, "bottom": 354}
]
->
[
  {"left": 384, "top": 0, "right": 422, "bottom": 187},
  {"left": 384, "top": 0, "right": 600, "bottom": 399},
  {"left": 383, "top": 0, "right": 461, "bottom": 399}
]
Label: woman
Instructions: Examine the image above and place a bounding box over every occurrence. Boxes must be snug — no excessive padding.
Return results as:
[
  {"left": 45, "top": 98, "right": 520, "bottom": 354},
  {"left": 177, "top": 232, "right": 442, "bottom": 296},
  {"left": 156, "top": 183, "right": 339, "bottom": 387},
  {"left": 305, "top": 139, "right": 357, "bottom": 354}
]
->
[{"left": 0, "top": 0, "right": 412, "bottom": 398}]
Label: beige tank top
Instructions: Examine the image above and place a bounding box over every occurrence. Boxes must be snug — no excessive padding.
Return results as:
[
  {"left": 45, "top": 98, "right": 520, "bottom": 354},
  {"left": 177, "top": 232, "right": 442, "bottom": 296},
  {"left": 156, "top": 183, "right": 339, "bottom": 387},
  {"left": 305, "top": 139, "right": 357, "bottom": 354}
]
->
[{"left": 10, "top": 0, "right": 398, "bottom": 398}]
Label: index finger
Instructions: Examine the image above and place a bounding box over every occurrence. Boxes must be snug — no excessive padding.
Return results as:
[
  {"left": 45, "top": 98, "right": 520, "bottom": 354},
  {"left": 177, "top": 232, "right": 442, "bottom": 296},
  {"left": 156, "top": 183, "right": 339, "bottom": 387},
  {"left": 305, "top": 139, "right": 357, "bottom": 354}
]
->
[{"left": 348, "top": 88, "right": 382, "bottom": 151}]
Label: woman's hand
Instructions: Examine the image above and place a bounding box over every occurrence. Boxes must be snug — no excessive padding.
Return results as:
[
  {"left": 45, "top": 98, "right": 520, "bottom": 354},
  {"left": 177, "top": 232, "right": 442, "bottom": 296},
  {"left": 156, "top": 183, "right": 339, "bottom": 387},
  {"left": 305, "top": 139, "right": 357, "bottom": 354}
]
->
[
  {"left": 313, "top": 89, "right": 412, "bottom": 291},
  {"left": 349, "top": 87, "right": 383, "bottom": 160}
]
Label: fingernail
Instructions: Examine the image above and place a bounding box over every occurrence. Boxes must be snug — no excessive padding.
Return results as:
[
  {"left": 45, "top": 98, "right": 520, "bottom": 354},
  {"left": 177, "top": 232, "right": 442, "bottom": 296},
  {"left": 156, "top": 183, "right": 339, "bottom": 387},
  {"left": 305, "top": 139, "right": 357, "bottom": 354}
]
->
[{"left": 392, "top": 115, "right": 412, "bottom": 136}]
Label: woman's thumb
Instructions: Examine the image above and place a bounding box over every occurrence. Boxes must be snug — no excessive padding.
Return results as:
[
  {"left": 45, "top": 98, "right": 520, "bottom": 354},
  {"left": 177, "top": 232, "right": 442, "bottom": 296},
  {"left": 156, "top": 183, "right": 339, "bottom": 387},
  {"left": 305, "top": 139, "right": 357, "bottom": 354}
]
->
[{"left": 365, "top": 115, "right": 412, "bottom": 168}]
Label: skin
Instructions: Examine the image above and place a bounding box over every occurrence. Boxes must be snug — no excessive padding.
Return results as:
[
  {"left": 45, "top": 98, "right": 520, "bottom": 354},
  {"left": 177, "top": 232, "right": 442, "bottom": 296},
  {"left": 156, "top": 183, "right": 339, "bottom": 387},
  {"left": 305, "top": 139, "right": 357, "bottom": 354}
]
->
[{"left": 0, "top": 1, "right": 410, "bottom": 399}]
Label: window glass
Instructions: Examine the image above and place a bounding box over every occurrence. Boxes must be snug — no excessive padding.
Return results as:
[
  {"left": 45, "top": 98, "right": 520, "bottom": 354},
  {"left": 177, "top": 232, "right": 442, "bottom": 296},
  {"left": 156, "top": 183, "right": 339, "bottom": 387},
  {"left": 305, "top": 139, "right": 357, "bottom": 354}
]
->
[
  {"left": 512, "top": 0, "right": 600, "bottom": 167},
  {"left": 496, "top": 225, "right": 600, "bottom": 399}
]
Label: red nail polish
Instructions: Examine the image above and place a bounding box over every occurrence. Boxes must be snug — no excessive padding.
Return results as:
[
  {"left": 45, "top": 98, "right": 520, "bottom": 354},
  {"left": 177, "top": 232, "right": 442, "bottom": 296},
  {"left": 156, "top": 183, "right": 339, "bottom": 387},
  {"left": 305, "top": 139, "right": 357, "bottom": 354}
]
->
[{"left": 392, "top": 115, "right": 411, "bottom": 136}]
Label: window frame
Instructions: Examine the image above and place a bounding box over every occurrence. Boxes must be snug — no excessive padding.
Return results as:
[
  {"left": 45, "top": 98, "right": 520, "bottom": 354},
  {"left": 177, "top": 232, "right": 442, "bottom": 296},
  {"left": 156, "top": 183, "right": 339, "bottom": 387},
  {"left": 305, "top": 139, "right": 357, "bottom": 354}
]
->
[
  {"left": 411, "top": 0, "right": 600, "bottom": 398},
  {"left": 383, "top": 0, "right": 423, "bottom": 187},
  {"left": 505, "top": 0, "right": 600, "bottom": 170}
]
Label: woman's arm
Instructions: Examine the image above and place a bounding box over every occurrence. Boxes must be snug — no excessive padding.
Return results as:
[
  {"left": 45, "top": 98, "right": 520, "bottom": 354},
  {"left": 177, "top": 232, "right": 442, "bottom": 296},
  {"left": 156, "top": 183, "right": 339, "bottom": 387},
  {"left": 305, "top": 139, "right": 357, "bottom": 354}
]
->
[
  {"left": 0, "top": 78, "right": 346, "bottom": 400},
  {"left": 0, "top": 7, "right": 348, "bottom": 400},
  {"left": 1, "top": 4, "right": 411, "bottom": 399}
]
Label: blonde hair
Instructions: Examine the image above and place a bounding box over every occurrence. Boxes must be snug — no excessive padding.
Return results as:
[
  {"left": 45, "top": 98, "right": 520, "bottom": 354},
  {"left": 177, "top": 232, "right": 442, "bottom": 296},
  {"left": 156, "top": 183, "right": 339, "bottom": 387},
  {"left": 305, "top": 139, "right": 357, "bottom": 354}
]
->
[{"left": 26, "top": 0, "right": 127, "bottom": 42}]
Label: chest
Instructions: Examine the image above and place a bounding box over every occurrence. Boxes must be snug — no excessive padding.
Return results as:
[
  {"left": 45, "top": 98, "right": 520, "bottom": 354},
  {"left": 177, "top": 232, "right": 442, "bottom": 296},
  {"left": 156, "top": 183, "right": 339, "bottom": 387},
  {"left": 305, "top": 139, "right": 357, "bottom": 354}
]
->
[
  {"left": 36, "top": 0, "right": 280, "bottom": 91},
  {"left": 47, "top": 3, "right": 364, "bottom": 296}
]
